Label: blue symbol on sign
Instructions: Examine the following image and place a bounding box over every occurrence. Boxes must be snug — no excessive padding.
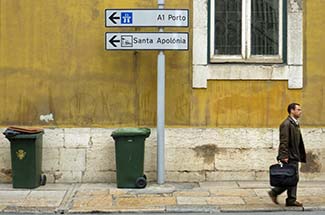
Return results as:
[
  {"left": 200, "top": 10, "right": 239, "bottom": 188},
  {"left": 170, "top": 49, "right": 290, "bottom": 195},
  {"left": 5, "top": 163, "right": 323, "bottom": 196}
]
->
[{"left": 121, "top": 12, "right": 133, "bottom": 24}]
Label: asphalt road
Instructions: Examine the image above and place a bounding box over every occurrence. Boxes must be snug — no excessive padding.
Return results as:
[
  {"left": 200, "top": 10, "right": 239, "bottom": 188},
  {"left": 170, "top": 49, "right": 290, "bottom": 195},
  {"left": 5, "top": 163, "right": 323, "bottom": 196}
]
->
[
  {"left": 2, "top": 212, "right": 325, "bottom": 215},
  {"left": 73, "top": 212, "right": 322, "bottom": 215}
]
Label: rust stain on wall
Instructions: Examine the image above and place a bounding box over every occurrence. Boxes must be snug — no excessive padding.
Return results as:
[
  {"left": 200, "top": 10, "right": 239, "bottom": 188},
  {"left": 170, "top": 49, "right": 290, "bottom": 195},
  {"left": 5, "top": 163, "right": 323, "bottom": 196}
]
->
[{"left": 300, "top": 152, "right": 322, "bottom": 173}]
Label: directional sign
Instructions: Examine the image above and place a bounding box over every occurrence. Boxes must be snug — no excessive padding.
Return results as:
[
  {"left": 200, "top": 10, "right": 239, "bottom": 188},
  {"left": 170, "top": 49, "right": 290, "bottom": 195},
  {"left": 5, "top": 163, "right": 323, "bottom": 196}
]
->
[
  {"left": 105, "top": 32, "right": 188, "bottom": 50},
  {"left": 105, "top": 9, "right": 189, "bottom": 27}
]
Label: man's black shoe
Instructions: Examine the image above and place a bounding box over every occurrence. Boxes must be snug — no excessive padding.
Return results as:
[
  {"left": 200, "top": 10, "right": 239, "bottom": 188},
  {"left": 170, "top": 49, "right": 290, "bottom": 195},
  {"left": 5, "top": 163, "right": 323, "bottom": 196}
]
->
[
  {"left": 268, "top": 191, "right": 279, "bottom": 205},
  {"left": 286, "top": 201, "right": 303, "bottom": 207}
]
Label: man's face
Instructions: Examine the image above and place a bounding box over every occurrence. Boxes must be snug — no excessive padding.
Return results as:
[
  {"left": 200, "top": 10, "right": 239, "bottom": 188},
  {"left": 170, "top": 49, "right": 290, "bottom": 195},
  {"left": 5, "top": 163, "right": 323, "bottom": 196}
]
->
[{"left": 291, "top": 105, "right": 302, "bottom": 119}]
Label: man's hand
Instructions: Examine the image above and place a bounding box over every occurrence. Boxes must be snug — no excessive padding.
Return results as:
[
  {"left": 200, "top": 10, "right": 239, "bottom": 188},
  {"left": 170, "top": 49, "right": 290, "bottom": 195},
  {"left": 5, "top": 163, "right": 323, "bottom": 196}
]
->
[{"left": 281, "top": 158, "right": 289, "bottom": 163}]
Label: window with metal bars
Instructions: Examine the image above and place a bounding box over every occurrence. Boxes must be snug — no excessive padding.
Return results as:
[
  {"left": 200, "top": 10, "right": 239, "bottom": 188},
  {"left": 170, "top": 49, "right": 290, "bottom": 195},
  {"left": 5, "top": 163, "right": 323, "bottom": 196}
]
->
[{"left": 210, "top": 0, "right": 283, "bottom": 63}]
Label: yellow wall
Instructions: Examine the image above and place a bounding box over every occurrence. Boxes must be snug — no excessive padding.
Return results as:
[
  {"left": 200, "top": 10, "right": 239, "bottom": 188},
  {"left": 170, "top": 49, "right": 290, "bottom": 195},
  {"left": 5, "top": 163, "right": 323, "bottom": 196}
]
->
[
  {"left": 302, "top": 0, "right": 325, "bottom": 126},
  {"left": 0, "top": 0, "right": 324, "bottom": 127}
]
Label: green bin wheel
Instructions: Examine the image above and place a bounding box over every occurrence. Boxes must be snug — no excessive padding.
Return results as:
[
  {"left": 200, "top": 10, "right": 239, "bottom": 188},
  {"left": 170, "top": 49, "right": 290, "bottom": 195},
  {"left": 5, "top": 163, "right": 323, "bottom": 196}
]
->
[
  {"left": 40, "top": 175, "right": 47, "bottom": 186},
  {"left": 135, "top": 176, "right": 147, "bottom": 188}
]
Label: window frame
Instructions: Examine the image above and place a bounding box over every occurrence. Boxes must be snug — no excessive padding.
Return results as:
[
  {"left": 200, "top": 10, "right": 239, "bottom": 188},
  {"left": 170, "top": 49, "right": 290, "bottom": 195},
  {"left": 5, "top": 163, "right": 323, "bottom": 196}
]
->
[{"left": 209, "top": 0, "right": 283, "bottom": 63}]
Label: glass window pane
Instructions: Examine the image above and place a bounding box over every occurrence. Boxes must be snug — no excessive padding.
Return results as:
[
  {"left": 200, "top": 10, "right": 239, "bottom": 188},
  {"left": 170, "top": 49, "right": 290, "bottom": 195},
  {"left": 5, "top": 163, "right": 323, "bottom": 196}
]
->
[
  {"left": 251, "top": 0, "right": 279, "bottom": 55},
  {"left": 215, "top": 0, "right": 242, "bottom": 55}
]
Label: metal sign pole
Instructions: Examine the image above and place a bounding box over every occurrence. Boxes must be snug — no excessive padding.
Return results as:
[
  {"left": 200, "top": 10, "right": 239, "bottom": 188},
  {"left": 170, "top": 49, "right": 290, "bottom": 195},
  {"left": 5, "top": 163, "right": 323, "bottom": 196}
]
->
[
  {"left": 105, "top": 2, "right": 189, "bottom": 185},
  {"left": 157, "top": 0, "right": 165, "bottom": 184}
]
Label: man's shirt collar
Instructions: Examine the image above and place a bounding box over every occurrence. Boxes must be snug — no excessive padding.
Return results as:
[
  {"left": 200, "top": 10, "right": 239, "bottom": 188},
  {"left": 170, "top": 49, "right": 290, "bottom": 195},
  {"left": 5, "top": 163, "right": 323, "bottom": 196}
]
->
[{"left": 290, "top": 116, "right": 299, "bottom": 125}]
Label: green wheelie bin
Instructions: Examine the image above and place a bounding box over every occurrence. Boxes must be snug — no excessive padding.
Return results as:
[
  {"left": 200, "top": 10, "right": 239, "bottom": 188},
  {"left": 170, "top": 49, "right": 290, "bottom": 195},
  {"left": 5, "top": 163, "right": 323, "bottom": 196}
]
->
[
  {"left": 3, "top": 127, "right": 46, "bottom": 189},
  {"left": 111, "top": 128, "right": 150, "bottom": 188}
]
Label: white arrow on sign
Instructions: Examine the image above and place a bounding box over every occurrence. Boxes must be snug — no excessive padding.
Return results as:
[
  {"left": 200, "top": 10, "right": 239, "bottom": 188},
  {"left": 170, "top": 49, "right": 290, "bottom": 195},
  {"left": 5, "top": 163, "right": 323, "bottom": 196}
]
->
[
  {"left": 105, "top": 32, "right": 189, "bottom": 50},
  {"left": 105, "top": 9, "right": 189, "bottom": 27}
]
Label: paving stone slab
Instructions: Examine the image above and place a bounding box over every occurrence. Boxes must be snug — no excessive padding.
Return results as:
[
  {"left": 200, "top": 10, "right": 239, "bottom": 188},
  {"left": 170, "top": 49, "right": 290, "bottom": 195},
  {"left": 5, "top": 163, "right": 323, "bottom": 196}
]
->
[
  {"left": 207, "top": 196, "right": 245, "bottom": 205},
  {"left": 300, "top": 196, "right": 325, "bottom": 203},
  {"left": 112, "top": 207, "right": 166, "bottom": 213},
  {"left": 35, "top": 183, "right": 71, "bottom": 191},
  {"left": 254, "top": 187, "right": 325, "bottom": 197},
  {"left": 115, "top": 196, "right": 177, "bottom": 208},
  {"left": 254, "top": 188, "right": 274, "bottom": 197},
  {"left": 125, "top": 184, "right": 176, "bottom": 195},
  {"left": 3, "top": 206, "right": 56, "bottom": 214},
  {"left": 169, "top": 183, "right": 199, "bottom": 190},
  {"left": 237, "top": 181, "right": 270, "bottom": 188},
  {"left": 199, "top": 181, "right": 239, "bottom": 188},
  {"left": 176, "top": 197, "right": 208, "bottom": 205},
  {"left": 209, "top": 188, "right": 257, "bottom": 197},
  {"left": 298, "top": 187, "right": 325, "bottom": 196},
  {"left": 109, "top": 188, "right": 130, "bottom": 196},
  {"left": 136, "top": 193, "right": 172, "bottom": 197},
  {"left": 244, "top": 196, "right": 287, "bottom": 205},
  {"left": 173, "top": 191, "right": 210, "bottom": 197},
  {"left": 73, "top": 190, "right": 110, "bottom": 199},
  {"left": 71, "top": 193, "right": 113, "bottom": 211},
  {"left": 78, "top": 183, "right": 113, "bottom": 190},
  {"left": 0, "top": 190, "right": 30, "bottom": 205},
  {"left": 0, "top": 184, "right": 12, "bottom": 190},
  {"left": 21, "top": 190, "right": 66, "bottom": 207}
]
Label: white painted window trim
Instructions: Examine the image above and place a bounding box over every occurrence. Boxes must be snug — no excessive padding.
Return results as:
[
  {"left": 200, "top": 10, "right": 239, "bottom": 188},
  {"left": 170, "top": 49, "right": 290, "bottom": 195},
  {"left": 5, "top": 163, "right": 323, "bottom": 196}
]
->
[{"left": 193, "top": 0, "right": 303, "bottom": 89}]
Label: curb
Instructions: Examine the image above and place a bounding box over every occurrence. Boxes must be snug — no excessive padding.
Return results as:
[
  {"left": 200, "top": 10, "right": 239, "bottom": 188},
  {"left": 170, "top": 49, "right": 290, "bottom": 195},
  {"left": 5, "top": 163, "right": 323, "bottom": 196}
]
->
[
  {"left": 166, "top": 205, "right": 220, "bottom": 213},
  {"left": 304, "top": 206, "right": 325, "bottom": 211},
  {"left": 1, "top": 206, "right": 325, "bottom": 214},
  {"left": 220, "top": 206, "right": 325, "bottom": 213},
  {"left": 68, "top": 206, "right": 220, "bottom": 214}
]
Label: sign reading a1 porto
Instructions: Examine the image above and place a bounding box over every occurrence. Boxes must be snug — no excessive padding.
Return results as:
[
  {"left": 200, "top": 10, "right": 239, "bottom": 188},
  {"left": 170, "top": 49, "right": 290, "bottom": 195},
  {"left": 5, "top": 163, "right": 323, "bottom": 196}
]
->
[
  {"left": 105, "top": 9, "right": 188, "bottom": 27},
  {"left": 105, "top": 32, "right": 188, "bottom": 50}
]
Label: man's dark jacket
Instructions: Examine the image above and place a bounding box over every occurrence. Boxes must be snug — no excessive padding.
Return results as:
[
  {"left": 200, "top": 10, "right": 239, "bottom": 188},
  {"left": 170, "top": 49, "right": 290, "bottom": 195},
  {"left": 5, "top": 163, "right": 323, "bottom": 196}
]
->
[{"left": 277, "top": 116, "right": 306, "bottom": 163}]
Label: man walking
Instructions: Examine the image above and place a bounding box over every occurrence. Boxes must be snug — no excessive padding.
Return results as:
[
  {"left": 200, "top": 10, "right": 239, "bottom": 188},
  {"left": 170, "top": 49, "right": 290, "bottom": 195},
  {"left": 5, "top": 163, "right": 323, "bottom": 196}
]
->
[{"left": 268, "top": 103, "right": 306, "bottom": 206}]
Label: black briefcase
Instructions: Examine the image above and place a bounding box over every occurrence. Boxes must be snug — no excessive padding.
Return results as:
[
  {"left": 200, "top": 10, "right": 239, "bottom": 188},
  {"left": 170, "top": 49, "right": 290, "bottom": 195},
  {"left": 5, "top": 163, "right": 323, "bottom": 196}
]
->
[{"left": 269, "top": 163, "right": 298, "bottom": 187}]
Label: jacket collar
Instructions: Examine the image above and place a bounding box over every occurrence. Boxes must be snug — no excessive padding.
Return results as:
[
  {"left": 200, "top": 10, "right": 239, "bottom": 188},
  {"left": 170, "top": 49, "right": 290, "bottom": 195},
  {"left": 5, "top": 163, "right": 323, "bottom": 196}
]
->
[{"left": 287, "top": 116, "right": 299, "bottom": 126}]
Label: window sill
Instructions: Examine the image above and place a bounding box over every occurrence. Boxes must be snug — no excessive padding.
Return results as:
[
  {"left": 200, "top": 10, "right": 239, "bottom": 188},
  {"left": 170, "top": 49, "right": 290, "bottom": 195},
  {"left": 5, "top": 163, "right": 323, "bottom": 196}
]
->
[
  {"left": 209, "top": 57, "right": 283, "bottom": 64},
  {"left": 193, "top": 64, "right": 303, "bottom": 89}
]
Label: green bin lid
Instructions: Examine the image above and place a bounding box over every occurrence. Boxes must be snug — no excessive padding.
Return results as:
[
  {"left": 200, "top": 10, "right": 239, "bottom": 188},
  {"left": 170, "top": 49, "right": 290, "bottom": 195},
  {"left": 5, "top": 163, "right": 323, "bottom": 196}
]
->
[
  {"left": 111, "top": 128, "right": 151, "bottom": 138},
  {"left": 10, "top": 132, "right": 44, "bottom": 139}
]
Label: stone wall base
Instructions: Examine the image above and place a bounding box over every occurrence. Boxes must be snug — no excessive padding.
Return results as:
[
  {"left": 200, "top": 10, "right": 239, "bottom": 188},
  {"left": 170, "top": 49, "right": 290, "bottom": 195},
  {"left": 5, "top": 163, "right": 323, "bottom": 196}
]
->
[{"left": 1, "top": 128, "right": 324, "bottom": 183}]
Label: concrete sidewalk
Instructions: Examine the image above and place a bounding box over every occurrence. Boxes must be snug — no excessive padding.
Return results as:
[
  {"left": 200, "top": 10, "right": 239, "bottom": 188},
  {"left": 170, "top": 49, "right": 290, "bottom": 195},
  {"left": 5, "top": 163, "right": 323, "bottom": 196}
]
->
[{"left": 1, "top": 181, "right": 325, "bottom": 214}]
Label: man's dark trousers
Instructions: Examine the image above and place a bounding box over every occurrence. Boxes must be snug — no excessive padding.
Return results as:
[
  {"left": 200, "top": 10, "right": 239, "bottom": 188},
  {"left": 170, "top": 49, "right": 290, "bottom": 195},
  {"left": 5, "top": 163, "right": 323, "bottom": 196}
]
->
[{"left": 271, "top": 161, "right": 299, "bottom": 204}]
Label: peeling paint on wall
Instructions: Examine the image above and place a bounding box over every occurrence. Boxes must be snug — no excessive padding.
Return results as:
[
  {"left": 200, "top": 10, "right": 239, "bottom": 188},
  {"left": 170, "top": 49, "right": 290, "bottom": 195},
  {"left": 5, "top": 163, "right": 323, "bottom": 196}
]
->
[
  {"left": 40, "top": 113, "right": 54, "bottom": 123},
  {"left": 289, "top": 0, "right": 303, "bottom": 12}
]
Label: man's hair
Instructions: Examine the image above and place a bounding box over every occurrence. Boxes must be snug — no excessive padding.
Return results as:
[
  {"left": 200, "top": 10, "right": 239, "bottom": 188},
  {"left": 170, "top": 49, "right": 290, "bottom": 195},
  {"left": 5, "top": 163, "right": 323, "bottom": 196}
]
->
[{"left": 287, "top": 103, "right": 300, "bottom": 114}]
